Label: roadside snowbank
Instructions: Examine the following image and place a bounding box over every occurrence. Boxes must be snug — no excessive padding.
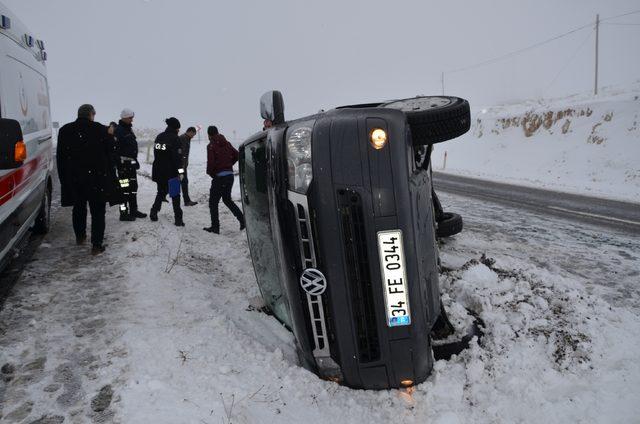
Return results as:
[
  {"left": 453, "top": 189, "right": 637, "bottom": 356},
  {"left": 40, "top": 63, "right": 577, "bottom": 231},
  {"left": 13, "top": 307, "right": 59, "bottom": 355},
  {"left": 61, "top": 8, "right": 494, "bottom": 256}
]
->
[
  {"left": 435, "top": 83, "right": 640, "bottom": 202},
  {"left": 119, "top": 146, "right": 640, "bottom": 423}
]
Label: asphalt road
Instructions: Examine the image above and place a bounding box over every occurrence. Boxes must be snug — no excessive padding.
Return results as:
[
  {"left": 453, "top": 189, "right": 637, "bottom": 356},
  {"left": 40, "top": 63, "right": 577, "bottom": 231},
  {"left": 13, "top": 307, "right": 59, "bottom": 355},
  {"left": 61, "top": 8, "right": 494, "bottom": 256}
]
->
[{"left": 433, "top": 172, "right": 640, "bottom": 235}]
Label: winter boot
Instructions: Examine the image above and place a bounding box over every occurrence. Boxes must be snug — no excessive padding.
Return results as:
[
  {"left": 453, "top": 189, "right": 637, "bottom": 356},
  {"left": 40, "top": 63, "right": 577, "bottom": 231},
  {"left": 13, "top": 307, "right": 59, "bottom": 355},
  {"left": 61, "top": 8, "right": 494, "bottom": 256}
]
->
[
  {"left": 131, "top": 198, "right": 147, "bottom": 218},
  {"left": 150, "top": 209, "right": 158, "bottom": 222},
  {"left": 91, "top": 245, "right": 106, "bottom": 256},
  {"left": 203, "top": 226, "right": 219, "bottom": 234},
  {"left": 120, "top": 212, "right": 136, "bottom": 222}
]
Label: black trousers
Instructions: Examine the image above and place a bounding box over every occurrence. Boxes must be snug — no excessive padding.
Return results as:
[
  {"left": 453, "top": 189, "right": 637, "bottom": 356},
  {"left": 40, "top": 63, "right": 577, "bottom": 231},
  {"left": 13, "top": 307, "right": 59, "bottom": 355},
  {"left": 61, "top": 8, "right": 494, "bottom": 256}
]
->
[
  {"left": 152, "top": 181, "right": 183, "bottom": 223},
  {"left": 180, "top": 168, "right": 192, "bottom": 203},
  {"left": 118, "top": 165, "right": 139, "bottom": 215},
  {"left": 209, "top": 175, "right": 243, "bottom": 229},
  {"left": 72, "top": 198, "right": 106, "bottom": 247}
]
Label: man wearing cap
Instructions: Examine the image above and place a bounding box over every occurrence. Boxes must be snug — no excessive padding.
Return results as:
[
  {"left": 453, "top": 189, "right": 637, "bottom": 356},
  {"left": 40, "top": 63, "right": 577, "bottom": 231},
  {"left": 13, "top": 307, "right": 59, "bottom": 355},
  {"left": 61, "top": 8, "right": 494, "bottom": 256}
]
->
[
  {"left": 150, "top": 117, "right": 185, "bottom": 226},
  {"left": 115, "top": 108, "right": 147, "bottom": 221},
  {"left": 57, "top": 104, "right": 118, "bottom": 255}
]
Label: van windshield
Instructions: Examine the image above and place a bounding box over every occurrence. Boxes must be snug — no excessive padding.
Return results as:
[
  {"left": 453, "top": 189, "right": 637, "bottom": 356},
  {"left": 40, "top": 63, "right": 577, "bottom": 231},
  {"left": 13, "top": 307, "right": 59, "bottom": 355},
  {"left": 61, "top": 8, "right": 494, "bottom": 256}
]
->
[{"left": 240, "top": 137, "right": 291, "bottom": 328}]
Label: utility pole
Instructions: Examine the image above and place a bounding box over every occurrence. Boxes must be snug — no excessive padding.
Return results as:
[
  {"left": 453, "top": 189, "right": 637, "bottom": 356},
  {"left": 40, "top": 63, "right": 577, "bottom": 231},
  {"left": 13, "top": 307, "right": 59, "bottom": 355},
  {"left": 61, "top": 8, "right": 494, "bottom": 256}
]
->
[
  {"left": 594, "top": 13, "right": 599, "bottom": 96},
  {"left": 441, "top": 72, "right": 445, "bottom": 95}
]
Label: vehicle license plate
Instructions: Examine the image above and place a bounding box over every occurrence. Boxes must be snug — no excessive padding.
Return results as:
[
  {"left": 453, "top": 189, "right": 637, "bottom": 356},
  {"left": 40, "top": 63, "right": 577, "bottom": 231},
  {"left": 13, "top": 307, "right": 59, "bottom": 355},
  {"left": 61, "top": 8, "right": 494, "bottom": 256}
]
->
[{"left": 377, "top": 230, "right": 411, "bottom": 327}]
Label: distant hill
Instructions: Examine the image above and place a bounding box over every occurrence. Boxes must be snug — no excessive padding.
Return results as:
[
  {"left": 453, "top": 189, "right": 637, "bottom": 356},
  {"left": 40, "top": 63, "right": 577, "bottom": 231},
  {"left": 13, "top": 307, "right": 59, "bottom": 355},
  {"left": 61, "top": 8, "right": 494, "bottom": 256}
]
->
[{"left": 436, "top": 83, "right": 640, "bottom": 202}]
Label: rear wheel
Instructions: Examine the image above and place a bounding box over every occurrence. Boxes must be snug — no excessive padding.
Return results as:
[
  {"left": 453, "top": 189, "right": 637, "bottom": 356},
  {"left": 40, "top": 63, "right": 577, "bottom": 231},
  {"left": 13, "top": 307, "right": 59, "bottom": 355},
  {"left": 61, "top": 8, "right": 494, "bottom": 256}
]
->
[
  {"left": 431, "top": 301, "right": 484, "bottom": 360},
  {"left": 382, "top": 96, "right": 471, "bottom": 146},
  {"left": 436, "top": 212, "right": 463, "bottom": 238},
  {"left": 32, "top": 185, "right": 51, "bottom": 235}
]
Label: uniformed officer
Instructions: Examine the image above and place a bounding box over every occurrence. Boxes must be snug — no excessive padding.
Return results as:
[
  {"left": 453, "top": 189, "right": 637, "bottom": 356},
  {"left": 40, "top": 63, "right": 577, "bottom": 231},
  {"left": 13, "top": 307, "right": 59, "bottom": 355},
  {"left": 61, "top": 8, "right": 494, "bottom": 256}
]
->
[
  {"left": 150, "top": 117, "right": 185, "bottom": 226},
  {"left": 115, "top": 108, "right": 147, "bottom": 221}
]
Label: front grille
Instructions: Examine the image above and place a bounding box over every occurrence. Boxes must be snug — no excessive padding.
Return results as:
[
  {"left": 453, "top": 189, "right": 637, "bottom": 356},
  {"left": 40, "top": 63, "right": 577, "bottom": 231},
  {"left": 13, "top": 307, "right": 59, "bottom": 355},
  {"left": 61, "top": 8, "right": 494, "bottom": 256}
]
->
[
  {"left": 296, "top": 204, "right": 314, "bottom": 269},
  {"left": 288, "top": 190, "right": 331, "bottom": 359},
  {"left": 337, "top": 189, "right": 380, "bottom": 363}
]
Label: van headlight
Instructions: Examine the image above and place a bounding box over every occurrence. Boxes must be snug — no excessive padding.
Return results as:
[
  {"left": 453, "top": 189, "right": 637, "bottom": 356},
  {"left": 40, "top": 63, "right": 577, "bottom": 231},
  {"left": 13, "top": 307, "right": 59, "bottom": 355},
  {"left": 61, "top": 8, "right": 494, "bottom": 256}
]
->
[{"left": 286, "top": 122, "right": 314, "bottom": 194}]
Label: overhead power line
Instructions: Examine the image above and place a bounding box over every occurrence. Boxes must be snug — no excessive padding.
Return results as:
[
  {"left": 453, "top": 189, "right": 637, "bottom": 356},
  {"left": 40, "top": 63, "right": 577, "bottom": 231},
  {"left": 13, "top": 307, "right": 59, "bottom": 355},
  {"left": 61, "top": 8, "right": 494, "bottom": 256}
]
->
[
  {"left": 543, "top": 30, "right": 594, "bottom": 93},
  {"left": 440, "top": 9, "right": 640, "bottom": 97},
  {"left": 603, "top": 22, "right": 640, "bottom": 26},
  {"left": 446, "top": 21, "right": 594, "bottom": 74},
  {"left": 600, "top": 10, "right": 640, "bottom": 21},
  {"left": 444, "top": 9, "right": 640, "bottom": 76}
]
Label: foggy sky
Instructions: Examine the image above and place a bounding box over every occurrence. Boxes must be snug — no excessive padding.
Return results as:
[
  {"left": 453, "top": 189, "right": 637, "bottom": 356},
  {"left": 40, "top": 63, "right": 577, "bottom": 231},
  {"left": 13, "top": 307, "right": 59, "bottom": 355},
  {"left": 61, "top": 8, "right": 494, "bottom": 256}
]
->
[{"left": 3, "top": 0, "right": 640, "bottom": 140}]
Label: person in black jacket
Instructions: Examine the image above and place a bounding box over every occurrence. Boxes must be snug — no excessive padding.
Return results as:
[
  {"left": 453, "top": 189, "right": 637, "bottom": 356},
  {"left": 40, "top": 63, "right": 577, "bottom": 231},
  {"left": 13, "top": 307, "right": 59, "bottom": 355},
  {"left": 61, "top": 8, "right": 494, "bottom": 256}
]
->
[
  {"left": 114, "top": 108, "right": 147, "bottom": 221},
  {"left": 178, "top": 127, "right": 198, "bottom": 206},
  {"left": 57, "top": 104, "right": 118, "bottom": 255},
  {"left": 150, "top": 117, "right": 185, "bottom": 226}
]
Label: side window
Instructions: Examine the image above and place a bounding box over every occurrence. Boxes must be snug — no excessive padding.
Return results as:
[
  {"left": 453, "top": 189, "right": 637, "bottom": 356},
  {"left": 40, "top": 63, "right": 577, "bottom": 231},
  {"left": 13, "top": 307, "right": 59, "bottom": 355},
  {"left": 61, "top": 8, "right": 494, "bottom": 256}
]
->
[
  {"left": 241, "top": 138, "right": 292, "bottom": 327},
  {"left": 1, "top": 56, "right": 51, "bottom": 136}
]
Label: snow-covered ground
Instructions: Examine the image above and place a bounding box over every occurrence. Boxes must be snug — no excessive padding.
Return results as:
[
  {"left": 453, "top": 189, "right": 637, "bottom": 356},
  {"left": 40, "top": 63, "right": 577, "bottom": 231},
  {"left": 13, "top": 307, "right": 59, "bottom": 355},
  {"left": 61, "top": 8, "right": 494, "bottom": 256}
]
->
[
  {"left": 1, "top": 145, "right": 639, "bottom": 423},
  {"left": 435, "top": 83, "right": 640, "bottom": 202}
]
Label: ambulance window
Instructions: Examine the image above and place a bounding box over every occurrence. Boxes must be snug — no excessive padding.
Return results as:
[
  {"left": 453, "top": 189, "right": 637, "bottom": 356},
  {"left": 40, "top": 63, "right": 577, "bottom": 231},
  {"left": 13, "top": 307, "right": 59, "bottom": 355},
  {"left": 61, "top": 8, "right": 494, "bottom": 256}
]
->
[
  {"left": 240, "top": 138, "right": 292, "bottom": 328},
  {"left": 1, "top": 56, "right": 50, "bottom": 135}
]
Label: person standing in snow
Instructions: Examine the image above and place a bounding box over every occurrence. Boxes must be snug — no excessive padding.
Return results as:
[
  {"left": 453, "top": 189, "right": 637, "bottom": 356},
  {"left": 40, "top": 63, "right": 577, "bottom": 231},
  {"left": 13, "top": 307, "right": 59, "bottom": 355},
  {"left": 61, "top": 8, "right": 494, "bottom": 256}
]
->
[
  {"left": 203, "top": 126, "right": 245, "bottom": 234},
  {"left": 178, "top": 127, "right": 198, "bottom": 207},
  {"left": 150, "top": 117, "right": 185, "bottom": 226},
  {"left": 57, "top": 104, "right": 118, "bottom": 255},
  {"left": 115, "top": 108, "right": 147, "bottom": 221}
]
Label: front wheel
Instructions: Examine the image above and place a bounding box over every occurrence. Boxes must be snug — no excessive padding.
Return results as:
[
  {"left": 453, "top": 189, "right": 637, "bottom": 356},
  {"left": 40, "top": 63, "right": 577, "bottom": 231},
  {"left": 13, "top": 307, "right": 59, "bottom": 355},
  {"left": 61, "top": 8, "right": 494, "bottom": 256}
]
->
[
  {"left": 32, "top": 185, "right": 51, "bottom": 235},
  {"left": 382, "top": 96, "right": 471, "bottom": 146},
  {"left": 436, "top": 212, "right": 463, "bottom": 238}
]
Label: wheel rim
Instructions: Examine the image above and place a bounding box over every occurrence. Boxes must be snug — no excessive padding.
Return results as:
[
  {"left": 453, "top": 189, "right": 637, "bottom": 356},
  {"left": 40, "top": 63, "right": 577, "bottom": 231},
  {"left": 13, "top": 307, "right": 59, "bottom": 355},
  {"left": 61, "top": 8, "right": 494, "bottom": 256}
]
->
[{"left": 385, "top": 96, "right": 454, "bottom": 112}]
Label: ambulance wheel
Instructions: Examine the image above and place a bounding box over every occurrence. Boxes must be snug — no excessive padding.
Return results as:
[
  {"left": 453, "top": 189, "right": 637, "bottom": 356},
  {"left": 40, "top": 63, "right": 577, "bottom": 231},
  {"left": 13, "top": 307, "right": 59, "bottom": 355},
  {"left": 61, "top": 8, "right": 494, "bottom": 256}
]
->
[{"left": 33, "top": 184, "right": 51, "bottom": 235}]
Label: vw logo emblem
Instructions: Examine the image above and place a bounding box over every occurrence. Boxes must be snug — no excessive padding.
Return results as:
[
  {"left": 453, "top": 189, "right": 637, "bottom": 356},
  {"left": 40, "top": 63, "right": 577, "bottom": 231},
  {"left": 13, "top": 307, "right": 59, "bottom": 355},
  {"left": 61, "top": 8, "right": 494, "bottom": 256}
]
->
[{"left": 300, "top": 268, "right": 327, "bottom": 296}]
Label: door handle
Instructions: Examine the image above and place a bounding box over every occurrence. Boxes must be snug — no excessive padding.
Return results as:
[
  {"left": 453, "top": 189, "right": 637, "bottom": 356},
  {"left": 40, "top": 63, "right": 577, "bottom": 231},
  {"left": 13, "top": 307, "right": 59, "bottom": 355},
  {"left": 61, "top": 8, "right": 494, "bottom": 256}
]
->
[{"left": 37, "top": 136, "right": 52, "bottom": 144}]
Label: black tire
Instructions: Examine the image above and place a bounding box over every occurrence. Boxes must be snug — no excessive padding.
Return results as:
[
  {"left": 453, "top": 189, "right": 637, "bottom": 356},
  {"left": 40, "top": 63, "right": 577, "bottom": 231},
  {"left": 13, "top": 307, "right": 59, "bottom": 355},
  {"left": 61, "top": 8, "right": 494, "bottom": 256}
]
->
[
  {"left": 382, "top": 96, "right": 471, "bottom": 146},
  {"left": 32, "top": 185, "right": 51, "bottom": 235},
  {"left": 432, "top": 312, "right": 484, "bottom": 361},
  {"left": 436, "top": 212, "right": 463, "bottom": 238}
]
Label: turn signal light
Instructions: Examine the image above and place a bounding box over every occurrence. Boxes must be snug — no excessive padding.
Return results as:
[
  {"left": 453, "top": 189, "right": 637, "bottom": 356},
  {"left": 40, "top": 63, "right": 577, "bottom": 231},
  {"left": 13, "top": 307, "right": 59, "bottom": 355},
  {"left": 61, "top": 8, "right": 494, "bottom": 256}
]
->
[
  {"left": 14, "top": 141, "right": 26, "bottom": 162},
  {"left": 370, "top": 128, "right": 387, "bottom": 150},
  {"left": 401, "top": 379, "right": 414, "bottom": 387}
]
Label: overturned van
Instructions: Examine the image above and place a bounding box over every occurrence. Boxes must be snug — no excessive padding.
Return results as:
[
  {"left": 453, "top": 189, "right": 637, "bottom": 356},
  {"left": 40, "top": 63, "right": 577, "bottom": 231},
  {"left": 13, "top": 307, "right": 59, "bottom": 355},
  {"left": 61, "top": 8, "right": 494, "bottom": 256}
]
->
[{"left": 240, "top": 91, "right": 470, "bottom": 389}]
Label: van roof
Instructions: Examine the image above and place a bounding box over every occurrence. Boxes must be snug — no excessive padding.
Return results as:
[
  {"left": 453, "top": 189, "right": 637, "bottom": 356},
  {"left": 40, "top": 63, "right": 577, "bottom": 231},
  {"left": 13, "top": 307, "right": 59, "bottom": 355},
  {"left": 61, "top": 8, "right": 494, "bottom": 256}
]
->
[{"left": 0, "top": 1, "right": 47, "bottom": 65}]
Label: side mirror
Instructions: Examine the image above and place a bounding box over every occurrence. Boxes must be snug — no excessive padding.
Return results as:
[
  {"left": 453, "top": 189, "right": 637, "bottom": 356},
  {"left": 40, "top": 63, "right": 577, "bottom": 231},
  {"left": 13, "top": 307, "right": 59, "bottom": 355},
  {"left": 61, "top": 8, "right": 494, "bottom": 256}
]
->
[
  {"left": 260, "top": 90, "right": 285, "bottom": 125},
  {"left": 0, "top": 118, "right": 26, "bottom": 169}
]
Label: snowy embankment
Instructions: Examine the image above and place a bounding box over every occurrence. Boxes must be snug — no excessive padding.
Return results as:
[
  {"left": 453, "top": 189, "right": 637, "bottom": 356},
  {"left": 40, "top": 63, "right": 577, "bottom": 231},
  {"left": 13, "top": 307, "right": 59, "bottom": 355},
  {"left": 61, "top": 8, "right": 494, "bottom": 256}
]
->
[{"left": 435, "top": 83, "right": 640, "bottom": 202}]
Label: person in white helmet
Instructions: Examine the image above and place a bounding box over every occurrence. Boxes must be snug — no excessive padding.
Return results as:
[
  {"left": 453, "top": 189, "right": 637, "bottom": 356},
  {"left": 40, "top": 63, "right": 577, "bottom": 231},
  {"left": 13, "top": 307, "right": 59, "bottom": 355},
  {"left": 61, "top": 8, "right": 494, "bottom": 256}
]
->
[{"left": 114, "top": 108, "right": 147, "bottom": 221}]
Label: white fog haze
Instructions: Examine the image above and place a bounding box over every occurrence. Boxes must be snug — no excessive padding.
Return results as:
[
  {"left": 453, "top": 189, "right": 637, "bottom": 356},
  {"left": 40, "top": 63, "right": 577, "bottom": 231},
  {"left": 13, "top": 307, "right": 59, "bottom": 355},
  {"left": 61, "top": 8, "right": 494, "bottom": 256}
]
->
[{"left": 4, "top": 0, "right": 640, "bottom": 138}]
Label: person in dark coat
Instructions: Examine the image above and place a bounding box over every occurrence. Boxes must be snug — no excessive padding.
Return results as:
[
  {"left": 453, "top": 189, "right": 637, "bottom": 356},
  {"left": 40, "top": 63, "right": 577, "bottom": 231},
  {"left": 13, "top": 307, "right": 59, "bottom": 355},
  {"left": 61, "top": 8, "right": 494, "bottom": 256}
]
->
[
  {"left": 178, "top": 127, "right": 198, "bottom": 206},
  {"left": 57, "top": 104, "right": 118, "bottom": 255},
  {"left": 150, "top": 117, "right": 185, "bottom": 226},
  {"left": 114, "top": 108, "right": 147, "bottom": 221},
  {"left": 204, "top": 126, "right": 244, "bottom": 234}
]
